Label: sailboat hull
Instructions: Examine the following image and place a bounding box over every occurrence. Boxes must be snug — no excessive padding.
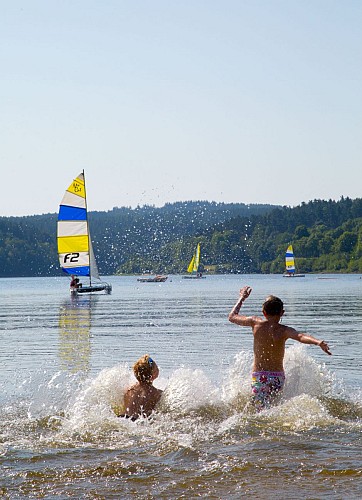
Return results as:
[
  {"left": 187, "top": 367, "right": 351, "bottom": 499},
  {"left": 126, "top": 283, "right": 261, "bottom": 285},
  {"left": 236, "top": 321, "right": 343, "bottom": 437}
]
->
[
  {"left": 182, "top": 275, "right": 206, "bottom": 279},
  {"left": 137, "top": 275, "right": 168, "bottom": 283},
  {"left": 71, "top": 283, "right": 112, "bottom": 294},
  {"left": 283, "top": 273, "right": 305, "bottom": 278}
]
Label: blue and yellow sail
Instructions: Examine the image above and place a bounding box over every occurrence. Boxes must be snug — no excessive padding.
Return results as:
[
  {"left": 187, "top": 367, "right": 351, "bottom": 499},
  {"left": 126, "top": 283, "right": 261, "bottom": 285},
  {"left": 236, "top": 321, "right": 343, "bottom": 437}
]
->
[
  {"left": 57, "top": 172, "right": 98, "bottom": 279},
  {"left": 285, "top": 245, "right": 296, "bottom": 274}
]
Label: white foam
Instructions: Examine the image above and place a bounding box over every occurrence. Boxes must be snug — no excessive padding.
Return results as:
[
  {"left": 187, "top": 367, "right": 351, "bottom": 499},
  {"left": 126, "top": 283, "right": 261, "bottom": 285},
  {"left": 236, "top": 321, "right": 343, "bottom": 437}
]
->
[
  {"left": 4, "top": 346, "right": 360, "bottom": 451},
  {"left": 61, "top": 364, "right": 133, "bottom": 433},
  {"left": 161, "top": 367, "right": 220, "bottom": 415}
]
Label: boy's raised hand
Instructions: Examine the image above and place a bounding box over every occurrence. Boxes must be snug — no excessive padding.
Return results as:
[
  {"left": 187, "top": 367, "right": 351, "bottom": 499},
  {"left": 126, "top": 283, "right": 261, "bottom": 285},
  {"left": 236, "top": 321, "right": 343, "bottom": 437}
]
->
[{"left": 240, "top": 286, "right": 252, "bottom": 300}]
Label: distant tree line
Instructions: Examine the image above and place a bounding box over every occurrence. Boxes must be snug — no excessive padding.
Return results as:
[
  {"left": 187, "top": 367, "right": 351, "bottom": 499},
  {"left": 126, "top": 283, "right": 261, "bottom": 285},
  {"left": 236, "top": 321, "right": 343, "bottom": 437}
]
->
[{"left": 1, "top": 197, "right": 362, "bottom": 277}]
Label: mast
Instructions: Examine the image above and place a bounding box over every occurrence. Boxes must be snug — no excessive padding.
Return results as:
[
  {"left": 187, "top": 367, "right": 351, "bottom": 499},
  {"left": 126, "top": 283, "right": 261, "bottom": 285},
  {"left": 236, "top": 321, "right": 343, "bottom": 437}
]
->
[
  {"left": 82, "top": 169, "right": 91, "bottom": 286},
  {"left": 195, "top": 243, "right": 200, "bottom": 272}
]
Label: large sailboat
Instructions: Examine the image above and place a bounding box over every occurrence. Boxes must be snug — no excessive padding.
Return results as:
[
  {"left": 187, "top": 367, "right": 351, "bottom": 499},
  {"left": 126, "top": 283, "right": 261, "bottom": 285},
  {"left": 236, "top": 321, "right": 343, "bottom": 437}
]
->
[
  {"left": 182, "top": 243, "right": 206, "bottom": 279},
  {"left": 57, "top": 171, "right": 112, "bottom": 294},
  {"left": 283, "top": 244, "right": 305, "bottom": 278}
]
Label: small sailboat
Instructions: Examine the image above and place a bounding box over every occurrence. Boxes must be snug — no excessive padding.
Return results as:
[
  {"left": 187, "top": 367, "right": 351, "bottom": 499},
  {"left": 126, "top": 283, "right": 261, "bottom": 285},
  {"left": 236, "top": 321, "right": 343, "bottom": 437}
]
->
[
  {"left": 182, "top": 243, "right": 206, "bottom": 279},
  {"left": 137, "top": 274, "right": 168, "bottom": 283},
  {"left": 283, "top": 245, "right": 305, "bottom": 278},
  {"left": 57, "top": 171, "right": 112, "bottom": 294}
]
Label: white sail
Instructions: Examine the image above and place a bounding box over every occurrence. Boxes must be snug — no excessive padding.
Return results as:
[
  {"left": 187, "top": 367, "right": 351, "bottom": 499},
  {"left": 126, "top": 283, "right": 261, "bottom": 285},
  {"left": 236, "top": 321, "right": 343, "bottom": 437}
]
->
[
  {"left": 57, "top": 171, "right": 112, "bottom": 294},
  {"left": 89, "top": 231, "right": 100, "bottom": 282}
]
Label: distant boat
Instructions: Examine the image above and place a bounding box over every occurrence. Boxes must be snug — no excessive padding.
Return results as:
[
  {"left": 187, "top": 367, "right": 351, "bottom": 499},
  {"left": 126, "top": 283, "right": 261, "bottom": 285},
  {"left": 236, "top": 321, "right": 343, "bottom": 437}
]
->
[
  {"left": 57, "top": 171, "right": 112, "bottom": 294},
  {"left": 283, "top": 245, "right": 305, "bottom": 278},
  {"left": 183, "top": 243, "right": 206, "bottom": 279},
  {"left": 137, "top": 275, "right": 168, "bottom": 283}
]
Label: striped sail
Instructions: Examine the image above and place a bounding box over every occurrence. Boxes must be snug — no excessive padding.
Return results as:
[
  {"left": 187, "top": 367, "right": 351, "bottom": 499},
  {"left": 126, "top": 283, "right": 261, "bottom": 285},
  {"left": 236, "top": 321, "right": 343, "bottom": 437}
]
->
[
  {"left": 285, "top": 245, "right": 295, "bottom": 274},
  {"left": 57, "top": 172, "right": 99, "bottom": 281},
  {"left": 187, "top": 243, "right": 201, "bottom": 273}
]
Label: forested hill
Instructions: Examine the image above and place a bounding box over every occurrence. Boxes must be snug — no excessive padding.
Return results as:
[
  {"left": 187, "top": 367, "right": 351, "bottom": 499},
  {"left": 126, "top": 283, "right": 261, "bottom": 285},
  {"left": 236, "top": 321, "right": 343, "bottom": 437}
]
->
[
  {"left": 1, "top": 198, "right": 362, "bottom": 277},
  {"left": 0, "top": 201, "right": 275, "bottom": 277},
  {"left": 215, "top": 197, "right": 362, "bottom": 274}
]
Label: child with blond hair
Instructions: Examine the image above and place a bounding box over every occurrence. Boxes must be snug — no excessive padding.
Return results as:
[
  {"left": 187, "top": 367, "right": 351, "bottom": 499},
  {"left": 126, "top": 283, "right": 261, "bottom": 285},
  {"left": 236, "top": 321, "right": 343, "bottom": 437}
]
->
[{"left": 119, "top": 354, "right": 163, "bottom": 420}]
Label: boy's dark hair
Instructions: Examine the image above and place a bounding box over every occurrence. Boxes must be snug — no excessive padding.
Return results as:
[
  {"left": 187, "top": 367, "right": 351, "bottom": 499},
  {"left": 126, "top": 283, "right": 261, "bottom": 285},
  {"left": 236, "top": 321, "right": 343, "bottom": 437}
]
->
[{"left": 262, "top": 295, "right": 284, "bottom": 316}]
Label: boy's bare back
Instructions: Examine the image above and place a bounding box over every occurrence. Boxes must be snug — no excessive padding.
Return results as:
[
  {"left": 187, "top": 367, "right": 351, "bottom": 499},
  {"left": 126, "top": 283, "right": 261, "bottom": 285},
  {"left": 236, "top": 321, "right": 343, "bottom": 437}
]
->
[
  {"left": 123, "top": 384, "right": 162, "bottom": 419},
  {"left": 229, "top": 286, "right": 331, "bottom": 373},
  {"left": 120, "top": 354, "right": 163, "bottom": 420},
  {"left": 251, "top": 319, "right": 297, "bottom": 371}
]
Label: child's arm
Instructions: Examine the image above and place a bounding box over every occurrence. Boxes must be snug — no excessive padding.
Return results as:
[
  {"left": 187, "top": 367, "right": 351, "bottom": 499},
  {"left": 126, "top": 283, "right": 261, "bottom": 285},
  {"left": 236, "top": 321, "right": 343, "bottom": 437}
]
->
[
  {"left": 228, "top": 286, "right": 257, "bottom": 327},
  {"left": 287, "top": 329, "right": 332, "bottom": 355}
]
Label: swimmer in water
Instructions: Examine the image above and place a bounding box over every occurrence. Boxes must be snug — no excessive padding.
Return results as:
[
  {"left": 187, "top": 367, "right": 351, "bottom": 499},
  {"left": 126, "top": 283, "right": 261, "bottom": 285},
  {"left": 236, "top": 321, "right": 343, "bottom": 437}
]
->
[
  {"left": 228, "top": 286, "right": 332, "bottom": 411},
  {"left": 118, "top": 354, "right": 163, "bottom": 420}
]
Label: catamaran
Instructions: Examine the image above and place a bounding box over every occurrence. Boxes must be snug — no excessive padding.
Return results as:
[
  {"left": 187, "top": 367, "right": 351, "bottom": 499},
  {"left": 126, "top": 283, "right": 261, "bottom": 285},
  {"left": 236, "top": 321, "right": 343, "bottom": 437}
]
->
[
  {"left": 182, "top": 243, "right": 206, "bottom": 279},
  {"left": 57, "top": 171, "right": 112, "bottom": 294},
  {"left": 283, "top": 244, "right": 305, "bottom": 278}
]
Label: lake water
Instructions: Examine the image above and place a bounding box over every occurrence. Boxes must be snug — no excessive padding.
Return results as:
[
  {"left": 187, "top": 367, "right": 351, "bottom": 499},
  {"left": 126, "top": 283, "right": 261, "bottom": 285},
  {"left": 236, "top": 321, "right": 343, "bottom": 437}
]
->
[{"left": 0, "top": 274, "right": 361, "bottom": 498}]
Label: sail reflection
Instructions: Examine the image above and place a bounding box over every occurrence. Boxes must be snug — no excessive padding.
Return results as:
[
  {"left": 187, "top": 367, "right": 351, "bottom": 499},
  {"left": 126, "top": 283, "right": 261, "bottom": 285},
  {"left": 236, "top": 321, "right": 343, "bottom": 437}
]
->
[{"left": 58, "top": 295, "right": 97, "bottom": 374}]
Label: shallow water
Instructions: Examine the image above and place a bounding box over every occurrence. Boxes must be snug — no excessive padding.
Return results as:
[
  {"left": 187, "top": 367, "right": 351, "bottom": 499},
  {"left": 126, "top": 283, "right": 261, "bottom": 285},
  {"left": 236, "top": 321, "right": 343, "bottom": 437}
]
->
[{"left": 0, "top": 274, "right": 361, "bottom": 498}]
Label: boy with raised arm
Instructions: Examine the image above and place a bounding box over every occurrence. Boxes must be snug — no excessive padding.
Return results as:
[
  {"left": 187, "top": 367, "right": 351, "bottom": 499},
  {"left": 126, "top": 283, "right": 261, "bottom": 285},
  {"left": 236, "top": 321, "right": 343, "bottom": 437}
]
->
[{"left": 228, "top": 286, "right": 332, "bottom": 411}]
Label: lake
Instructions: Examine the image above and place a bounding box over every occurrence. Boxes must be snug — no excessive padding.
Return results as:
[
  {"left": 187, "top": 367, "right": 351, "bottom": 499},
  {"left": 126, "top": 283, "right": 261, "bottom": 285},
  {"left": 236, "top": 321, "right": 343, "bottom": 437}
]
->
[{"left": 0, "top": 274, "right": 361, "bottom": 498}]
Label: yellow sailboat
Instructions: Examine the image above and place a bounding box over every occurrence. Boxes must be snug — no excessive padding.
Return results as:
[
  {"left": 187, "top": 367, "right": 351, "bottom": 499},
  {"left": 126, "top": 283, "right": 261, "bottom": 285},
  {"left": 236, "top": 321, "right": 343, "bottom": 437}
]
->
[{"left": 183, "top": 243, "right": 206, "bottom": 279}]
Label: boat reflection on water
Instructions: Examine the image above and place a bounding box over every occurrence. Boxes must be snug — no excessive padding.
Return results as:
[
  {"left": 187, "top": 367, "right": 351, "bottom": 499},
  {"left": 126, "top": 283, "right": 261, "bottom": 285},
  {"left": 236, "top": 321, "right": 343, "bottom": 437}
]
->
[{"left": 58, "top": 295, "right": 96, "bottom": 374}]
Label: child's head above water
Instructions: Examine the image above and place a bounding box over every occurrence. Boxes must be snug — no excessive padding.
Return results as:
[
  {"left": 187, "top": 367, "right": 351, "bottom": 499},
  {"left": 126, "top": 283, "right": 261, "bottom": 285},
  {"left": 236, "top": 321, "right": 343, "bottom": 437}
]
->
[
  {"left": 262, "top": 295, "right": 284, "bottom": 317},
  {"left": 133, "top": 354, "right": 158, "bottom": 383}
]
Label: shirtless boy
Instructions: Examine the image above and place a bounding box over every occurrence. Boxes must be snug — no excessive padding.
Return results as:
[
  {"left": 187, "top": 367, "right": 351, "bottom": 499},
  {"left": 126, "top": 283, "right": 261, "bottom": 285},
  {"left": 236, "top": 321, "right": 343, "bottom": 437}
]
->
[
  {"left": 121, "top": 354, "right": 163, "bottom": 420},
  {"left": 228, "top": 286, "right": 332, "bottom": 411}
]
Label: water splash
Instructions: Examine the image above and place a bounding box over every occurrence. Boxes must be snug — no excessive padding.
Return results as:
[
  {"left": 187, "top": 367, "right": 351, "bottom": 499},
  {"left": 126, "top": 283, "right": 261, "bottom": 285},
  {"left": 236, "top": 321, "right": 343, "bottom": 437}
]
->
[
  {"left": 1, "top": 346, "right": 361, "bottom": 455},
  {"left": 161, "top": 367, "right": 220, "bottom": 415}
]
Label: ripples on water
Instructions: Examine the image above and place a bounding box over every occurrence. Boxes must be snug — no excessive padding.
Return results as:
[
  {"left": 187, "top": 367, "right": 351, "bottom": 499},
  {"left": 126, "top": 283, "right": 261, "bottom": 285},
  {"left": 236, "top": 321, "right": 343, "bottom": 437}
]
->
[{"left": 0, "top": 275, "right": 361, "bottom": 498}]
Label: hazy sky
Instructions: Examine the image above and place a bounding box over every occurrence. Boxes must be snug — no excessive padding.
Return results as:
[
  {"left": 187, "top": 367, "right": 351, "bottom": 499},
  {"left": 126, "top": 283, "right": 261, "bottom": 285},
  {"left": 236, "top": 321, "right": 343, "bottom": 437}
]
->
[{"left": 1, "top": 0, "right": 361, "bottom": 216}]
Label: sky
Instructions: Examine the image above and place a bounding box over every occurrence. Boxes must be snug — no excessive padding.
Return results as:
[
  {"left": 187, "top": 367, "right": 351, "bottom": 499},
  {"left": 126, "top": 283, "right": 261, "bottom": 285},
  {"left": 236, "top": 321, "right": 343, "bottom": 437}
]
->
[{"left": 1, "top": 0, "right": 361, "bottom": 216}]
